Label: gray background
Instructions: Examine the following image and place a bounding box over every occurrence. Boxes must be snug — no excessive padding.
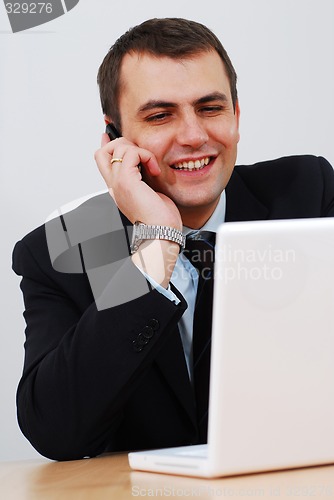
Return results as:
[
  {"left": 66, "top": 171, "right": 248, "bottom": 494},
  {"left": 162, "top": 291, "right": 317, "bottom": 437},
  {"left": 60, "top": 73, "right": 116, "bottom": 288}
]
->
[{"left": 1, "top": 0, "right": 333, "bottom": 461}]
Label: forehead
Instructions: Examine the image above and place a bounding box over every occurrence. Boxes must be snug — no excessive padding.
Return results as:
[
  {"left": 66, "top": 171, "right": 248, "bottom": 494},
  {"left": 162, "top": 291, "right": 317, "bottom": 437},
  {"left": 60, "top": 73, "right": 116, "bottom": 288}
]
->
[{"left": 119, "top": 50, "right": 232, "bottom": 109}]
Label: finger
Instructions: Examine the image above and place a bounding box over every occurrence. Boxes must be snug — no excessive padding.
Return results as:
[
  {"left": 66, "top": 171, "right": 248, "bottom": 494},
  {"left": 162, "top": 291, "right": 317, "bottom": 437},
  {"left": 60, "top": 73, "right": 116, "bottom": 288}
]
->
[
  {"left": 108, "top": 142, "right": 161, "bottom": 176},
  {"left": 101, "top": 133, "right": 111, "bottom": 148},
  {"left": 145, "top": 156, "right": 161, "bottom": 176},
  {"left": 135, "top": 149, "right": 161, "bottom": 176},
  {"left": 94, "top": 138, "right": 124, "bottom": 176},
  {"left": 94, "top": 147, "right": 116, "bottom": 187}
]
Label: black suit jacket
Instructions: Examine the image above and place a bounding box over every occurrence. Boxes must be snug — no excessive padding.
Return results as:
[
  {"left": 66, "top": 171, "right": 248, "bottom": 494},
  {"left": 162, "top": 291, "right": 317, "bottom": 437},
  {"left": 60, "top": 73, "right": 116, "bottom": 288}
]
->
[{"left": 12, "top": 155, "right": 334, "bottom": 460}]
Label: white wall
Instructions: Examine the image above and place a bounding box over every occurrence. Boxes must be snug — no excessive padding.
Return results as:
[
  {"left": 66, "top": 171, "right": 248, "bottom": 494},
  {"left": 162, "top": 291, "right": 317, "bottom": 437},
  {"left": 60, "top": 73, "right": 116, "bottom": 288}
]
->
[{"left": 1, "top": 0, "right": 333, "bottom": 461}]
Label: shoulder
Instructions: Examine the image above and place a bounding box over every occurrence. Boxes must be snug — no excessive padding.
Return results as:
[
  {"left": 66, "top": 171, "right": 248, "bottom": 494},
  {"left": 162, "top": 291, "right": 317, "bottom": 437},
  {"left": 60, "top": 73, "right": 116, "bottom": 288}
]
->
[
  {"left": 12, "top": 223, "right": 49, "bottom": 277},
  {"left": 227, "top": 155, "right": 334, "bottom": 219},
  {"left": 232, "top": 154, "right": 333, "bottom": 198},
  {"left": 13, "top": 191, "right": 126, "bottom": 276},
  {"left": 234, "top": 154, "right": 332, "bottom": 182}
]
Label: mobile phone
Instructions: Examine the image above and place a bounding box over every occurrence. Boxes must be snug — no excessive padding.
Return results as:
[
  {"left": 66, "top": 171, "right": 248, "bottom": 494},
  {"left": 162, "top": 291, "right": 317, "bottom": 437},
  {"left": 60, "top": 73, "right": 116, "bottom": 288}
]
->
[{"left": 106, "top": 123, "right": 121, "bottom": 140}]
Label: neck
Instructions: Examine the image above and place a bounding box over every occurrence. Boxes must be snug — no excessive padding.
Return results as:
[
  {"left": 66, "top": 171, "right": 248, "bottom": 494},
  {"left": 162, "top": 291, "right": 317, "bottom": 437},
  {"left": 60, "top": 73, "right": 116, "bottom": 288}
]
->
[{"left": 179, "top": 199, "right": 220, "bottom": 229}]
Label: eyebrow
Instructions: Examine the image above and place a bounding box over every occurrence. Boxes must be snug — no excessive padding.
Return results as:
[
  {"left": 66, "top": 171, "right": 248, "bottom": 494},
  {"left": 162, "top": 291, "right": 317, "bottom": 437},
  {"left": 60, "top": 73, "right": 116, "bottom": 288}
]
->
[
  {"left": 194, "top": 92, "right": 229, "bottom": 106},
  {"left": 137, "top": 92, "right": 229, "bottom": 114},
  {"left": 138, "top": 100, "right": 175, "bottom": 114}
]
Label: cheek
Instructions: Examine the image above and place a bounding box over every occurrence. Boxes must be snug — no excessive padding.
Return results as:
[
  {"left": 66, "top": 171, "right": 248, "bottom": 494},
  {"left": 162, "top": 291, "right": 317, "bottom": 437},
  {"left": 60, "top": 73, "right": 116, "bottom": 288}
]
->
[
  {"left": 214, "top": 119, "right": 240, "bottom": 147},
  {"left": 140, "top": 129, "right": 175, "bottom": 162},
  {"left": 225, "top": 123, "right": 240, "bottom": 145},
  {"left": 139, "top": 130, "right": 165, "bottom": 153}
]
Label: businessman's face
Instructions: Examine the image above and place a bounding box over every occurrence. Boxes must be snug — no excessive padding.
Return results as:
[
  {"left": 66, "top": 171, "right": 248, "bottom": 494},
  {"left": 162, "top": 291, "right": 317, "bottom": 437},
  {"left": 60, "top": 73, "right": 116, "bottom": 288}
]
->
[{"left": 119, "top": 50, "right": 240, "bottom": 225}]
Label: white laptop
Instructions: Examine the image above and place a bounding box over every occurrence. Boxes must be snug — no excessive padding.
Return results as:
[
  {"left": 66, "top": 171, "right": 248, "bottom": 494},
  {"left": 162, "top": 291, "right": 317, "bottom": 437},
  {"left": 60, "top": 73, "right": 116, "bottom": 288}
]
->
[{"left": 128, "top": 217, "right": 334, "bottom": 477}]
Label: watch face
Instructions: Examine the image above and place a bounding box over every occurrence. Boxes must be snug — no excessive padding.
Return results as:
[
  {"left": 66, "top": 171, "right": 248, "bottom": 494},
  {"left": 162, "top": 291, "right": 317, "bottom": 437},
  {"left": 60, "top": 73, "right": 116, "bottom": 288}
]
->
[{"left": 131, "top": 221, "right": 143, "bottom": 254}]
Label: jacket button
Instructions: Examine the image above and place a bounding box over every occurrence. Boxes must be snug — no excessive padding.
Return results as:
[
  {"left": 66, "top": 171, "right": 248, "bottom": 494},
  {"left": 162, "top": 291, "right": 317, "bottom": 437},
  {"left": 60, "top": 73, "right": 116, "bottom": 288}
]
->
[
  {"left": 142, "top": 326, "right": 154, "bottom": 339},
  {"left": 132, "top": 341, "right": 143, "bottom": 352},
  {"left": 148, "top": 319, "right": 159, "bottom": 331},
  {"left": 137, "top": 333, "right": 150, "bottom": 347}
]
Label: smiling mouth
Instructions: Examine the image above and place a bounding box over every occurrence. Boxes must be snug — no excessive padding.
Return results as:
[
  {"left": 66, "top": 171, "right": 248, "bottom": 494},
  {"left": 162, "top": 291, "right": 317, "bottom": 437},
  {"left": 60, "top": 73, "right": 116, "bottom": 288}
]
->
[{"left": 170, "top": 156, "right": 211, "bottom": 171}]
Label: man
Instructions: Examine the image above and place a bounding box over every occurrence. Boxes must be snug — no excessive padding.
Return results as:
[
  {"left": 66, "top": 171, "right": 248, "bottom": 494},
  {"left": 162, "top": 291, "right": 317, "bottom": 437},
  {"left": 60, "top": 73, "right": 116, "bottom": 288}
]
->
[{"left": 13, "top": 18, "right": 334, "bottom": 461}]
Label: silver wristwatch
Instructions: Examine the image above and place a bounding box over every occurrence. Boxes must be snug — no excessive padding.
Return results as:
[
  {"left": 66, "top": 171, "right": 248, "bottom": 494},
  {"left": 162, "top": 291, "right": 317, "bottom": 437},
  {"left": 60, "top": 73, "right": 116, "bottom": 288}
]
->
[{"left": 130, "top": 221, "right": 186, "bottom": 254}]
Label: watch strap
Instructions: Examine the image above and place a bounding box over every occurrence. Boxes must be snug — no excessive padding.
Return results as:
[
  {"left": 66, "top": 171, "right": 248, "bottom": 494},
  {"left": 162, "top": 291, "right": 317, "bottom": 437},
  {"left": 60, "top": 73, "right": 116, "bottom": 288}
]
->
[{"left": 131, "top": 221, "right": 185, "bottom": 254}]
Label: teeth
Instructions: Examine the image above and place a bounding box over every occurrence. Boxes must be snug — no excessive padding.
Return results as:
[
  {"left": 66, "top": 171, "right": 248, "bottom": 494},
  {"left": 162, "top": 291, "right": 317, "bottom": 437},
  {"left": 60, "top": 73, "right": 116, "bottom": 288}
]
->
[{"left": 173, "top": 157, "right": 211, "bottom": 170}]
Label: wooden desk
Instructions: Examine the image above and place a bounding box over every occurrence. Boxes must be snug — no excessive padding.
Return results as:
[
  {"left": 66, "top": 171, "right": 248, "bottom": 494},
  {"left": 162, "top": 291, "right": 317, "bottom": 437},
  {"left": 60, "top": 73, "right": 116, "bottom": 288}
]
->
[{"left": 1, "top": 453, "right": 334, "bottom": 499}]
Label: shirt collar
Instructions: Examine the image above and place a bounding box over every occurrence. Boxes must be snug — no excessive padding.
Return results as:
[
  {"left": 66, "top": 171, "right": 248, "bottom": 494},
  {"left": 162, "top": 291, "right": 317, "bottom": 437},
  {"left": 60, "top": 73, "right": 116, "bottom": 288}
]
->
[{"left": 182, "top": 191, "right": 226, "bottom": 237}]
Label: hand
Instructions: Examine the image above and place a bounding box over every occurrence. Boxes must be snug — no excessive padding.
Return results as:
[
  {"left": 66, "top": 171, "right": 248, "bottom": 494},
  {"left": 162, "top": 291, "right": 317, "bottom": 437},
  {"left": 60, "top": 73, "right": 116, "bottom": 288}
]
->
[
  {"left": 95, "top": 133, "right": 182, "bottom": 287},
  {"left": 94, "top": 134, "right": 182, "bottom": 230}
]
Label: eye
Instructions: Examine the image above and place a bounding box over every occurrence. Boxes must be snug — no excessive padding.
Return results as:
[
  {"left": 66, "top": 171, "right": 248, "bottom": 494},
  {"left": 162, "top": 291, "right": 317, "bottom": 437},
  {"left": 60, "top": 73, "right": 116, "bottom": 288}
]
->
[
  {"left": 146, "top": 112, "right": 171, "bottom": 123},
  {"left": 198, "top": 105, "right": 225, "bottom": 115}
]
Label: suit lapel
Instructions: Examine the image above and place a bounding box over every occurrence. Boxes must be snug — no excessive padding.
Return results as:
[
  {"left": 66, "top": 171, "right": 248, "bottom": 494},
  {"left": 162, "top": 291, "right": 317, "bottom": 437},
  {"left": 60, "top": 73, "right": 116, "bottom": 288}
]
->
[{"left": 225, "top": 168, "right": 269, "bottom": 222}]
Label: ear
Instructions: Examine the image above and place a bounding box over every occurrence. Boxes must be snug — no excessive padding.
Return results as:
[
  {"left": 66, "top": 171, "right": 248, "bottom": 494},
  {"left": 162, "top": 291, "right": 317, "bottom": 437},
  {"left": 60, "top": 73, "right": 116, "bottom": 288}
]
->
[
  {"left": 235, "top": 100, "right": 240, "bottom": 121},
  {"left": 235, "top": 100, "right": 241, "bottom": 143}
]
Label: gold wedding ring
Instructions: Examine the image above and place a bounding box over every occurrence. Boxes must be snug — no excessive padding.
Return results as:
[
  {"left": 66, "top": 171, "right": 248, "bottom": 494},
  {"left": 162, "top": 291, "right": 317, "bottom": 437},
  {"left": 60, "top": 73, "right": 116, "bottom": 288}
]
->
[{"left": 110, "top": 158, "right": 123, "bottom": 165}]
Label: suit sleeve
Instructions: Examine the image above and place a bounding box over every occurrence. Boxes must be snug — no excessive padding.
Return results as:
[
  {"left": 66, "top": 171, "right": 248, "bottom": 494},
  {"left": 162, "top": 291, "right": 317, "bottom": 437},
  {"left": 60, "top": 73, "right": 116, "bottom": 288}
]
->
[
  {"left": 319, "top": 156, "right": 334, "bottom": 216},
  {"left": 13, "top": 234, "right": 187, "bottom": 461}
]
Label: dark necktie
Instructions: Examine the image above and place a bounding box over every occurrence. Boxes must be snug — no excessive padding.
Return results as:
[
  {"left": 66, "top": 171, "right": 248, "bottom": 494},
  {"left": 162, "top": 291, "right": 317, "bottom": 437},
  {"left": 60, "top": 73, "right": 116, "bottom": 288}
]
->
[{"left": 184, "top": 231, "right": 216, "bottom": 442}]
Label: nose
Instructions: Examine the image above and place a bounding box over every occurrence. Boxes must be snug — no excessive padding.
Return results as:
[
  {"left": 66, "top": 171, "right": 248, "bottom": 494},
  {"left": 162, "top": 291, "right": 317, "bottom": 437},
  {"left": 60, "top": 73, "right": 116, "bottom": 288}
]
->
[{"left": 175, "top": 113, "right": 209, "bottom": 149}]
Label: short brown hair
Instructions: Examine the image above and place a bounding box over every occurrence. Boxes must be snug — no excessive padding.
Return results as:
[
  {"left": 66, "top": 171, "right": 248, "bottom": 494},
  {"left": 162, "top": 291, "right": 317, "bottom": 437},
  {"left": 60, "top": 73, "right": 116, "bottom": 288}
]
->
[{"left": 97, "top": 18, "right": 238, "bottom": 131}]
